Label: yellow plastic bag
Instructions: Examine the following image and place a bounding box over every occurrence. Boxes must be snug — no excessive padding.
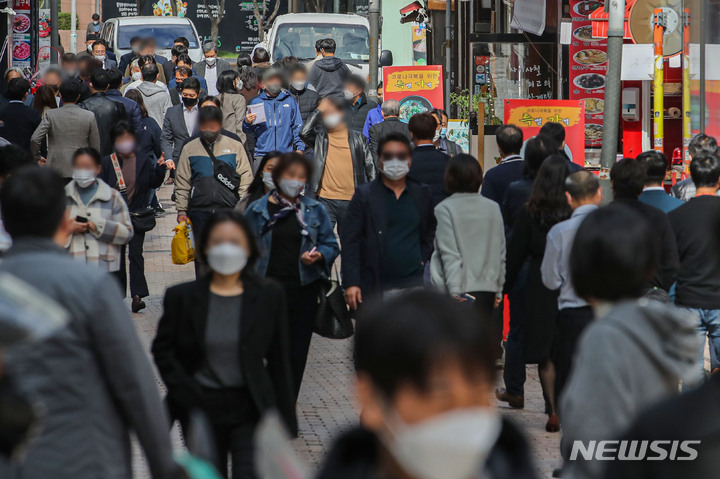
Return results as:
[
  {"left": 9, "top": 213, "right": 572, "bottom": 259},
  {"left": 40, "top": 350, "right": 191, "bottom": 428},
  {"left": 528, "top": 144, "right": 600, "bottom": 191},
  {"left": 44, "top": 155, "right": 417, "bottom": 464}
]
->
[{"left": 172, "top": 221, "right": 195, "bottom": 265}]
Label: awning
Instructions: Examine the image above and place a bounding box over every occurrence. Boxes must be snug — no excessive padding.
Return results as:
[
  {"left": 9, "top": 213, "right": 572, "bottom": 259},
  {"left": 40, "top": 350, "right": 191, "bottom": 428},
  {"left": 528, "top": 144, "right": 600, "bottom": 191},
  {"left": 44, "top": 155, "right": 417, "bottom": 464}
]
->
[{"left": 589, "top": 0, "right": 635, "bottom": 40}]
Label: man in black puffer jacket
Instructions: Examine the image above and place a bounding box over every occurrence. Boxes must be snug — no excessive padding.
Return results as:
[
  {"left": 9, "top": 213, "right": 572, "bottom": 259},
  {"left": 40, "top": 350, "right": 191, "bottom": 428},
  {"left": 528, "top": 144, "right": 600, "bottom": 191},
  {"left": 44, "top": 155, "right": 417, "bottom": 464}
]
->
[
  {"left": 287, "top": 63, "right": 319, "bottom": 123},
  {"left": 344, "top": 75, "right": 378, "bottom": 133}
]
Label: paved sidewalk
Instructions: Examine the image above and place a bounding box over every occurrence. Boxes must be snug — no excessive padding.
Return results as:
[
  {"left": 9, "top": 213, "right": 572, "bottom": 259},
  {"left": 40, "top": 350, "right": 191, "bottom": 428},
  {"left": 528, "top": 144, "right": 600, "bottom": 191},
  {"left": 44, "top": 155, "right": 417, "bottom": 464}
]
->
[{"left": 131, "top": 186, "right": 563, "bottom": 478}]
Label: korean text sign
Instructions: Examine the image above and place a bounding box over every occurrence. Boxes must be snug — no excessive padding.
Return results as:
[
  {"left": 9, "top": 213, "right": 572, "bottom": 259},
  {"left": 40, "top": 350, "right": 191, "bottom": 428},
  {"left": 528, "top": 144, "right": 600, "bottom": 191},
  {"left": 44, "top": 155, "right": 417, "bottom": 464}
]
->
[{"left": 383, "top": 65, "right": 444, "bottom": 114}]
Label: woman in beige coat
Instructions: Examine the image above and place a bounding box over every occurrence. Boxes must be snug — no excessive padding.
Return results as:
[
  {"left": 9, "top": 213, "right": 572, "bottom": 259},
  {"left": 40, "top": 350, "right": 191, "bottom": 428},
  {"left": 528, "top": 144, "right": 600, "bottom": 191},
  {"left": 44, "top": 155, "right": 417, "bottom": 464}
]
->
[{"left": 216, "top": 69, "right": 247, "bottom": 142}]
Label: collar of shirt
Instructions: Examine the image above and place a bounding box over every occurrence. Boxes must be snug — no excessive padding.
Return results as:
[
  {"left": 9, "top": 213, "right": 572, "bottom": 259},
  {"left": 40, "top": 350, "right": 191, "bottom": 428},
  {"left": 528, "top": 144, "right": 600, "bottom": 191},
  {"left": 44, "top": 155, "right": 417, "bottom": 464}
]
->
[
  {"left": 501, "top": 154, "right": 523, "bottom": 164},
  {"left": 183, "top": 105, "right": 198, "bottom": 114},
  {"left": 643, "top": 186, "right": 666, "bottom": 192},
  {"left": 572, "top": 203, "right": 599, "bottom": 218},
  {"left": 8, "top": 100, "right": 23, "bottom": 104}
]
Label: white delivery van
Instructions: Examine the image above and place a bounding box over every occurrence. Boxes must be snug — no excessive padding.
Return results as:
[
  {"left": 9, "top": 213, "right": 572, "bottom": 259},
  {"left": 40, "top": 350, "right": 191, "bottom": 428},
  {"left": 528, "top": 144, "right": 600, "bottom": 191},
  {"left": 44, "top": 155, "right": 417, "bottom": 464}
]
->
[
  {"left": 265, "top": 13, "right": 392, "bottom": 79},
  {"left": 100, "top": 16, "right": 204, "bottom": 64}
]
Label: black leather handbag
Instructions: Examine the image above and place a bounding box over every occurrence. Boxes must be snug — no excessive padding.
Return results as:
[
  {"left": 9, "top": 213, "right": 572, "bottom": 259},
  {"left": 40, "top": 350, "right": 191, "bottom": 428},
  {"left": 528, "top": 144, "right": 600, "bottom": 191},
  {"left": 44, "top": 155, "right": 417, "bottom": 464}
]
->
[
  {"left": 313, "top": 279, "right": 354, "bottom": 339},
  {"left": 130, "top": 206, "right": 157, "bottom": 233}
]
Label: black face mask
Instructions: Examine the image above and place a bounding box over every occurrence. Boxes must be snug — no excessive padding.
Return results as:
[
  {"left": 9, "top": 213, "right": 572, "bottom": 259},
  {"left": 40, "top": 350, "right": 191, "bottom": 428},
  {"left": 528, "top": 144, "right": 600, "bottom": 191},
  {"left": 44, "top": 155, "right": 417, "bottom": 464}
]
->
[
  {"left": 182, "top": 96, "right": 198, "bottom": 108},
  {"left": 0, "top": 374, "right": 38, "bottom": 460},
  {"left": 201, "top": 130, "right": 220, "bottom": 143},
  {"left": 175, "top": 81, "right": 184, "bottom": 92}
]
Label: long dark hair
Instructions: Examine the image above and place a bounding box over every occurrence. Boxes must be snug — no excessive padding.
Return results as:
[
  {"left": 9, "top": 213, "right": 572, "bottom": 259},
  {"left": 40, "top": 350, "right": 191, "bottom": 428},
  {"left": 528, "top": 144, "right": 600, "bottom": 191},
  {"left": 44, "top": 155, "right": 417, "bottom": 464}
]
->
[
  {"left": 197, "top": 210, "right": 260, "bottom": 277},
  {"left": 217, "top": 69, "right": 240, "bottom": 95},
  {"left": 33, "top": 85, "right": 58, "bottom": 113},
  {"left": 247, "top": 151, "right": 282, "bottom": 203},
  {"left": 523, "top": 134, "right": 558, "bottom": 179},
  {"left": 526, "top": 154, "right": 572, "bottom": 229},
  {"left": 124, "top": 89, "right": 148, "bottom": 118}
]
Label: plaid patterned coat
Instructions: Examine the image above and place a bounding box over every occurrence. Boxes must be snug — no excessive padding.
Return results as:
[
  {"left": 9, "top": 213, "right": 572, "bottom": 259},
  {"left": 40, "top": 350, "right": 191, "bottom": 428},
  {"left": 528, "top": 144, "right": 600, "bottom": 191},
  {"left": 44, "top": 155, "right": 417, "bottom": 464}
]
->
[{"left": 65, "top": 179, "right": 133, "bottom": 272}]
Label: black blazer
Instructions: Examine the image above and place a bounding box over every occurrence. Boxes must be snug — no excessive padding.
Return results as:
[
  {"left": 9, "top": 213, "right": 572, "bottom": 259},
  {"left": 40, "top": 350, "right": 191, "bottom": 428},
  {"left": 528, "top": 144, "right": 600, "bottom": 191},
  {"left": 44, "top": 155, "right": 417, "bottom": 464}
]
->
[
  {"left": 368, "top": 117, "right": 411, "bottom": 162},
  {"left": 151, "top": 275, "right": 297, "bottom": 435},
  {"left": 409, "top": 145, "right": 450, "bottom": 206},
  {"left": 0, "top": 102, "right": 41, "bottom": 151}
]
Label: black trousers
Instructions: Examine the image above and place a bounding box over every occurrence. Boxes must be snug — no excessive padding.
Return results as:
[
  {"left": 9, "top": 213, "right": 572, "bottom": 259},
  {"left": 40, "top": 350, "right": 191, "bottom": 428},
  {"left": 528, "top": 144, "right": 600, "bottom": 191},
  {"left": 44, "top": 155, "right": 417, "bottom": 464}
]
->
[
  {"left": 283, "top": 281, "right": 320, "bottom": 399},
  {"left": 187, "top": 209, "right": 215, "bottom": 278},
  {"left": 503, "top": 262, "right": 530, "bottom": 396},
  {"left": 180, "top": 388, "right": 259, "bottom": 479},
  {"left": 317, "top": 197, "right": 351, "bottom": 237},
  {"left": 469, "top": 291, "right": 502, "bottom": 360},
  {"left": 114, "top": 231, "right": 149, "bottom": 298},
  {"left": 554, "top": 306, "right": 594, "bottom": 407}
]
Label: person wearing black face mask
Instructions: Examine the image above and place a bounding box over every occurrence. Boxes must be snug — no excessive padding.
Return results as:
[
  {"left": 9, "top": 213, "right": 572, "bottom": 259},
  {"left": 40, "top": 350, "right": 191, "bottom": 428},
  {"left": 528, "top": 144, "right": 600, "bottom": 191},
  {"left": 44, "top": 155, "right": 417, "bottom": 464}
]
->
[
  {"left": 161, "top": 77, "right": 203, "bottom": 169},
  {"left": 175, "top": 106, "right": 253, "bottom": 276},
  {"left": 169, "top": 66, "right": 207, "bottom": 106}
]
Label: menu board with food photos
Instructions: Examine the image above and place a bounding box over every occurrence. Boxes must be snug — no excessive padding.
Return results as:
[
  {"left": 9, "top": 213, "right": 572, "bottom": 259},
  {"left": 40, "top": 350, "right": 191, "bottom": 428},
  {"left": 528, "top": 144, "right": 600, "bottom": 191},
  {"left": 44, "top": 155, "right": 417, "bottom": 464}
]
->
[
  {"left": 11, "top": 0, "right": 33, "bottom": 69},
  {"left": 569, "top": 0, "right": 608, "bottom": 148}
]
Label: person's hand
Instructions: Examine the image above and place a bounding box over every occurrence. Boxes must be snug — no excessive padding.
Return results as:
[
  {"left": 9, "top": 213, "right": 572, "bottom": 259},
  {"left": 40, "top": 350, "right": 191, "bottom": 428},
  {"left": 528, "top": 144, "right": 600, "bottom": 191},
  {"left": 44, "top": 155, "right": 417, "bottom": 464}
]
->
[
  {"left": 494, "top": 297, "right": 502, "bottom": 308},
  {"left": 453, "top": 294, "right": 468, "bottom": 302},
  {"left": 345, "top": 286, "right": 362, "bottom": 310},
  {"left": 71, "top": 218, "right": 88, "bottom": 234},
  {"left": 246, "top": 112, "right": 257, "bottom": 124},
  {"left": 38, "top": 157, "right": 47, "bottom": 166},
  {"left": 157, "top": 153, "right": 175, "bottom": 170},
  {"left": 87, "top": 221, "right": 97, "bottom": 232},
  {"left": 177, "top": 214, "right": 188, "bottom": 224},
  {"left": 301, "top": 250, "right": 323, "bottom": 265}
]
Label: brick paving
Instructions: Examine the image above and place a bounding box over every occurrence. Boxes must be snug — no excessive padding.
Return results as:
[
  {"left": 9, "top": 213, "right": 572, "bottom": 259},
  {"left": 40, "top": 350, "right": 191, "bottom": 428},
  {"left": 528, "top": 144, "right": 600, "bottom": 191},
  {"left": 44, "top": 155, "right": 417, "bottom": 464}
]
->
[{"left": 129, "top": 186, "right": 564, "bottom": 478}]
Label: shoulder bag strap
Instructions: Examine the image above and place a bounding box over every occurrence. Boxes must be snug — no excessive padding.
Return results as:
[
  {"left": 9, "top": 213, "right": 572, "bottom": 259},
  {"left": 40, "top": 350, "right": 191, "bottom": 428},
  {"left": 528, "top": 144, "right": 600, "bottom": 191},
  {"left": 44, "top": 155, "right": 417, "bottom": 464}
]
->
[{"left": 109, "top": 153, "right": 127, "bottom": 194}]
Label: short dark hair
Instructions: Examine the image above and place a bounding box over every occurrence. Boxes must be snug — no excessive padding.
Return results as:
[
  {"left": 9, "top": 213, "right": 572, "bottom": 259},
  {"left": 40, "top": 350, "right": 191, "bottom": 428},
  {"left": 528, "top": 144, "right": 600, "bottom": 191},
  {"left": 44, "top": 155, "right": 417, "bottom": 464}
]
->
[
  {"left": 523, "top": 134, "right": 558, "bottom": 179},
  {"left": 174, "top": 36, "right": 190, "bottom": 48},
  {"left": 611, "top": 158, "right": 646, "bottom": 199},
  {"left": 237, "top": 52, "right": 252, "bottom": 68},
  {"left": 238, "top": 66, "right": 258, "bottom": 91},
  {"left": 271, "top": 152, "right": 313, "bottom": 188},
  {"left": 689, "top": 133, "right": 718, "bottom": 159},
  {"left": 378, "top": 132, "right": 412, "bottom": 158},
  {"left": 1, "top": 167, "right": 66, "bottom": 239},
  {"left": 571, "top": 207, "right": 657, "bottom": 301},
  {"left": 92, "top": 13, "right": 100, "bottom": 20},
  {"left": 318, "top": 38, "right": 336, "bottom": 53},
  {"left": 171, "top": 44, "right": 188, "bottom": 58},
  {"left": 141, "top": 63, "right": 159, "bottom": 82},
  {"left": 90, "top": 68, "right": 110, "bottom": 90},
  {"left": 86, "top": 33, "right": 99, "bottom": 42},
  {"left": 106, "top": 67, "right": 123, "bottom": 89},
  {"left": 175, "top": 53, "right": 193, "bottom": 66},
  {"left": 445, "top": 154, "right": 483, "bottom": 193},
  {"left": 354, "top": 290, "right": 497, "bottom": 398},
  {"left": 72, "top": 147, "right": 102, "bottom": 167},
  {"left": 110, "top": 121, "right": 134, "bottom": 142},
  {"left": 345, "top": 74, "right": 366, "bottom": 91},
  {"left": 130, "top": 35, "right": 142, "bottom": 45},
  {"left": 636, "top": 150, "right": 669, "bottom": 184},
  {"left": 288, "top": 63, "right": 307, "bottom": 77},
  {"left": 315, "top": 95, "right": 344, "bottom": 111},
  {"left": 197, "top": 210, "right": 260, "bottom": 273},
  {"left": 181, "top": 76, "right": 201, "bottom": 93},
  {"left": 539, "top": 122, "right": 566, "bottom": 149},
  {"left": 217, "top": 69, "right": 240, "bottom": 94},
  {"left": 252, "top": 47, "right": 270, "bottom": 64},
  {"left": 62, "top": 52, "right": 77, "bottom": 64},
  {"left": 138, "top": 54, "right": 156, "bottom": 68},
  {"left": 565, "top": 170, "right": 600, "bottom": 200},
  {"left": 200, "top": 96, "right": 223, "bottom": 108},
  {"left": 198, "top": 105, "right": 223, "bottom": 125},
  {"left": 690, "top": 155, "right": 720, "bottom": 188},
  {"left": 408, "top": 112, "right": 438, "bottom": 141},
  {"left": 91, "top": 39, "right": 107, "bottom": 52},
  {"left": 175, "top": 65, "right": 193, "bottom": 79},
  {"left": 6, "top": 78, "right": 30, "bottom": 101},
  {"left": 59, "top": 79, "right": 82, "bottom": 103},
  {"left": 0, "top": 145, "right": 33, "bottom": 178},
  {"left": 315, "top": 39, "right": 323, "bottom": 51},
  {"left": 496, "top": 124, "right": 523, "bottom": 155}
]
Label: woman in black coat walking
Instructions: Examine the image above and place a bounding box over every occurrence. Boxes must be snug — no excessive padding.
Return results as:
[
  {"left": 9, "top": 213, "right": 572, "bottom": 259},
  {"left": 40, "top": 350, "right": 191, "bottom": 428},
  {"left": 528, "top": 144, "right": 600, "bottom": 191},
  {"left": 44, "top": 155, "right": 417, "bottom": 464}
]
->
[
  {"left": 152, "top": 211, "right": 296, "bottom": 479},
  {"left": 503, "top": 155, "right": 571, "bottom": 432}
]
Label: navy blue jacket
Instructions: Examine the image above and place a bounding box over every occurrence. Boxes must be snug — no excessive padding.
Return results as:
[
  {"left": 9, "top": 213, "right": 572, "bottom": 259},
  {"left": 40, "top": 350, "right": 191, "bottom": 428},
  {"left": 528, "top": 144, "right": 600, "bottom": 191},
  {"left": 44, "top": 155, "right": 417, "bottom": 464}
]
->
[
  {"left": 481, "top": 155, "right": 524, "bottom": 205},
  {"left": 340, "top": 177, "right": 436, "bottom": 297},
  {"left": 409, "top": 144, "right": 450, "bottom": 206},
  {"left": 106, "top": 89, "right": 143, "bottom": 135},
  {"left": 639, "top": 188, "right": 684, "bottom": 214}
]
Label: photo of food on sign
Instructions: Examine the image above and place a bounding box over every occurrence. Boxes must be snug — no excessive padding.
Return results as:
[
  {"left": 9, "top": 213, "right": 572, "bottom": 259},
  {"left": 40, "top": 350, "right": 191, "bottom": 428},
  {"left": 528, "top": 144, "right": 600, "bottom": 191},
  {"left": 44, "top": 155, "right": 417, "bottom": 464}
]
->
[
  {"left": 573, "top": 49, "right": 607, "bottom": 66},
  {"left": 383, "top": 65, "right": 445, "bottom": 122},
  {"left": 574, "top": 0, "right": 604, "bottom": 17},
  {"left": 574, "top": 73, "right": 605, "bottom": 90},
  {"left": 12, "top": 14, "right": 31, "bottom": 33},
  {"left": 583, "top": 98, "right": 604, "bottom": 114}
]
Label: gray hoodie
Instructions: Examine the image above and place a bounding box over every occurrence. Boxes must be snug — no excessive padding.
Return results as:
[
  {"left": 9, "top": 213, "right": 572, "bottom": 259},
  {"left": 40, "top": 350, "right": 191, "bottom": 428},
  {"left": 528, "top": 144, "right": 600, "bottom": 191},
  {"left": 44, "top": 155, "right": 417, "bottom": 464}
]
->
[
  {"left": 560, "top": 299, "right": 700, "bottom": 479},
  {"left": 307, "top": 56, "right": 350, "bottom": 99},
  {"left": 135, "top": 81, "right": 172, "bottom": 130}
]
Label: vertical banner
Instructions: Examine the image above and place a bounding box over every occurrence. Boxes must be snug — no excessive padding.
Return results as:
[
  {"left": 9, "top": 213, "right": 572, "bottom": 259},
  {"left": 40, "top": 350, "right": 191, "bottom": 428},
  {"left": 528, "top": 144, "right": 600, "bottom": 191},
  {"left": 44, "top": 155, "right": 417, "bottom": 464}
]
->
[
  {"left": 504, "top": 99, "right": 586, "bottom": 167},
  {"left": 382, "top": 65, "right": 444, "bottom": 123},
  {"left": 38, "top": 0, "right": 51, "bottom": 71},
  {"left": 411, "top": 22, "right": 427, "bottom": 66},
  {"left": 569, "top": 0, "right": 608, "bottom": 149},
  {"left": 11, "top": 0, "right": 33, "bottom": 70}
]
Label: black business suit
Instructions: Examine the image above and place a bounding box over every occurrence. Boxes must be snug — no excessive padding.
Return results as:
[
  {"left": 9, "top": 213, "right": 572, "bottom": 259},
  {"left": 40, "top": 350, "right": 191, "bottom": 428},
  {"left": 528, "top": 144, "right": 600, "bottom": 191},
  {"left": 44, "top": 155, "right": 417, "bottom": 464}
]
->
[
  {"left": 0, "top": 101, "right": 41, "bottom": 152},
  {"left": 152, "top": 275, "right": 297, "bottom": 477}
]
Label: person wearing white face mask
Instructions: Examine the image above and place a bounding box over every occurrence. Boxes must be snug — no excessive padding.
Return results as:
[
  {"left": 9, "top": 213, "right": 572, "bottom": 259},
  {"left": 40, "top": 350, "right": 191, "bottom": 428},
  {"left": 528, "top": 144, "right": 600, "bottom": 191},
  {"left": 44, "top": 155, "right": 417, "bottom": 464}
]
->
[
  {"left": 244, "top": 152, "right": 339, "bottom": 399},
  {"left": 90, "top": 40, "right": 117, "bottom": 70},
  {"left": 152, "top": 210, "right": 297, "bottom": 479},
  {"left": 287, "top": 63, "right": 319, "bottom": 123},
  {"left": 234, "top": 151, "right": 281, "bottom": 212},
  {"left": 65, "top": 147, "right": 133, "bottom": 273},
  {"left": 99, "top": 121, "right": 172, "bottom": 312},
  {"left": 316, "top": 291, "right": 538, "bottom": 479},
  {"left": 195, "top": 42, "right": 232, "bottom": 96},
  {"left": 299, "top": 96, "right": 375, "bottom": 235},
  {"left": 343, "top": 74, "right": 379, "bottom": 133},
  {"left": 341, "top": 133, "right": 435, "bottom": 309}
]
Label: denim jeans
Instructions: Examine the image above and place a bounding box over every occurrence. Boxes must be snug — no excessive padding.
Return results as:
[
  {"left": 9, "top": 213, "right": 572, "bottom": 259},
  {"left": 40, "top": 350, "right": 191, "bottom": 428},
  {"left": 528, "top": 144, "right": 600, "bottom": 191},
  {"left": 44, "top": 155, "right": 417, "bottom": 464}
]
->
[
  {"left": 318, "top": 197, "right": 351, "bottom": 237},
  {"left": 686, "top": 308, "right": 720, "bottom": 386}
]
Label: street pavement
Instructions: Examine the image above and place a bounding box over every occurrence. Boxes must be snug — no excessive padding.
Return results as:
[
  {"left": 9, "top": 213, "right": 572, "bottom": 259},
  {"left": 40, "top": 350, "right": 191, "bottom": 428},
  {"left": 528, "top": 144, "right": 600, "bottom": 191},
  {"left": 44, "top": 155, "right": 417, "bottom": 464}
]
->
[{"left": 129, "top": 185, "right": 563, "bottom": 478}]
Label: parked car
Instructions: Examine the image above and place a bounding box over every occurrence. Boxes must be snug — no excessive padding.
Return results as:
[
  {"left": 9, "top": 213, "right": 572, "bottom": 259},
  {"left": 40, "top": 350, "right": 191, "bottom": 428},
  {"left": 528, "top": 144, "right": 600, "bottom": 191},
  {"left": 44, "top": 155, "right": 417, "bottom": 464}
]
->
[{"left": 100, "top": 16, "right": 203, "bottom": 64}]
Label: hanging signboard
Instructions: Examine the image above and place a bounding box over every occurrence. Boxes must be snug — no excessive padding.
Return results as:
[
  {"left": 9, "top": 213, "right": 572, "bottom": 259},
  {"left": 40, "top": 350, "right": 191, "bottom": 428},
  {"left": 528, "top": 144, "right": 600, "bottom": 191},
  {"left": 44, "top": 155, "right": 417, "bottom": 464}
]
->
[
  {"left": 504, "top": 99, "right": 586, "bottom": 168},
  {"left": 382, "top": 65, "right": 443, "bottom": 123},
  {"left": 11, "top": 0, "right": 33, "bottom": 70}
]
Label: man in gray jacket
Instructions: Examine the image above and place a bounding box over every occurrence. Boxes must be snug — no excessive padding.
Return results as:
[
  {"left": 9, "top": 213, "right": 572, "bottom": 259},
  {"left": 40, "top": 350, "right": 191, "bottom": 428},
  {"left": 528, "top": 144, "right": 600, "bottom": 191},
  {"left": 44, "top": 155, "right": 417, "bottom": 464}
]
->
[
  {"left": 136, "top": 63, "right": 172, "bottom": 129},
  {"left": 0, "top": 167, "right": 184, "bottom": 479}
]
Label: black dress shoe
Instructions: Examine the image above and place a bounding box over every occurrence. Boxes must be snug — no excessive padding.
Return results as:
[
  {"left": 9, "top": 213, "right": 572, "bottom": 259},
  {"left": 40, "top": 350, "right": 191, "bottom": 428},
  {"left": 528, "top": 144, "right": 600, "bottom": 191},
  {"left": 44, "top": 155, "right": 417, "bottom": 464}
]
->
[
  {"left": 495, "top": 387, "right": 525, "bottom": 409},
  {"left": 131, "top": 295, "right": 146, "bottom": 313}
]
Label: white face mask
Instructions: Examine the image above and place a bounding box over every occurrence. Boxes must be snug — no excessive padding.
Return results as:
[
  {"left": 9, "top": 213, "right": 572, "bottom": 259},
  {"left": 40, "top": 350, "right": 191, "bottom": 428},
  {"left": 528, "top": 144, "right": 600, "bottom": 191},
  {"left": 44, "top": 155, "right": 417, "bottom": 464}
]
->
[
  {"left": 343, "top": 89, "right": 355, "bottom": 101},
  {"left": 131, "top": 71, "right": 142, "bottom": 82},
  {"left": 382, "top": 158, "right": 410, "bottom": 181},
  {"left": 94, "top": 54, "right": 106, "bottom": 63},
  {"left": 205, "top": 56, "right": 217, "bottom": 67},
  {"left": 279, "top": 179, "right": 305, "bottom": 198},
  {"left": 433, "top": 129, "right": 441, "bottom": 143},
  {"left": 234, "top": 79, "right": 244, "bottom": 91},
  {"left": 262, "top": 171, "right": 275, "bottom": 190},
  {"left": 323, "top": 113, "right": 343, "bottom": 130},
  {"left": 72, "top": 169, "right": 96, "bottom": 188},
  {"left": 115, "top": 140, "right": 135, "bottom": 155},
  {"left": 291, "top": 81, "right": 306, "bottom": 91},
  {"left": 383, "top": 407, "right": 502, "bottom": 479},
  {"left": 207, "top": 243, "right": 248, "bottom": 275}
]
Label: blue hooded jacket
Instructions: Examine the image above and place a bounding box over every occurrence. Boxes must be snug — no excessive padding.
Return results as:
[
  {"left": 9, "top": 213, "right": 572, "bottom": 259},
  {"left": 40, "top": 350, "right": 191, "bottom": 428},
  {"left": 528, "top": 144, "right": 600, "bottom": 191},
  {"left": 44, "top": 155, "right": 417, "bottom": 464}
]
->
[{"left": 243, "top": 90, "right": 304, "bottom": 157}]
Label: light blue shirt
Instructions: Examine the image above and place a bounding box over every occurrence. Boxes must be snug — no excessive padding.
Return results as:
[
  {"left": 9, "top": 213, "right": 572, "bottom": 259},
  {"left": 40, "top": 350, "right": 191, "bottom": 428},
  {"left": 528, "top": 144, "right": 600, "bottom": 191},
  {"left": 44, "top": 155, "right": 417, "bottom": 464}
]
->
[{"left": 541, "top": 204, "right": 598, "bottom": 309}]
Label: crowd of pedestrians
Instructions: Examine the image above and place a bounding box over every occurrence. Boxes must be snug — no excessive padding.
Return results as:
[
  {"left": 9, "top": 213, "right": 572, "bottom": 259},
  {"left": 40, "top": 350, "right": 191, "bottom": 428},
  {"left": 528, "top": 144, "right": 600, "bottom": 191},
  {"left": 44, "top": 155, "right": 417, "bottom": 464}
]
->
[{"left": 1, "top": 32, "right": 720, "bottom": 479}]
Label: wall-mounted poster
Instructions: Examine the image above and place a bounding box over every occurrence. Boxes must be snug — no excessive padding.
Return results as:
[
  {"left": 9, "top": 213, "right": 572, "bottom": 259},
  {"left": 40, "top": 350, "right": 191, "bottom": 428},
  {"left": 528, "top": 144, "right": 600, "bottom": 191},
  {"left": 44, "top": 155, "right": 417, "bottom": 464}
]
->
[
  {"left": 382, "top": 65, "right": 443, "bottom": 123},
  {"left": 447, "top": 119, "right": 469, "bottom": 153}
]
